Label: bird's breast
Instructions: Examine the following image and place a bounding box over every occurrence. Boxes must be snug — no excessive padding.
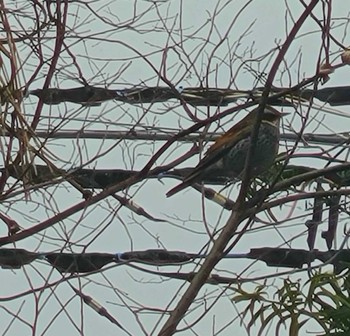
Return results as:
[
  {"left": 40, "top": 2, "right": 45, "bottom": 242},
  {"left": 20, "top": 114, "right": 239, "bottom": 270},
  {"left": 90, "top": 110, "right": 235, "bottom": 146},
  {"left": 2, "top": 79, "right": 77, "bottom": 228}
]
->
[{"left": 221, "top": 122, "right": 280, "bottom": 178}]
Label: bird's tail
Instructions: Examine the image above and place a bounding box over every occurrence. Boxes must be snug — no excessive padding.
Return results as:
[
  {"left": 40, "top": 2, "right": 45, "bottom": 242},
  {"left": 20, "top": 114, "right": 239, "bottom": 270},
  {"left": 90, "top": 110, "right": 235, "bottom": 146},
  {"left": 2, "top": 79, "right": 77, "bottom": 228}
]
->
[
  {"left": 166, "top": 180, "right": 191, "bottom": 197},
  {"left": 166, "top": 165, "right": 204, "bottom": 197}
]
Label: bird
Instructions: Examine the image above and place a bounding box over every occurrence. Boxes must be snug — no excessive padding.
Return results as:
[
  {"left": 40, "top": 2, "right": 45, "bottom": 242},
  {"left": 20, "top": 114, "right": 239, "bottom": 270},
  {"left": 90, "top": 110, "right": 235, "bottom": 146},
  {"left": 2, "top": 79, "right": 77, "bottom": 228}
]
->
[{"left": 166, "top": 106, "right": 285, "bottom": 197}]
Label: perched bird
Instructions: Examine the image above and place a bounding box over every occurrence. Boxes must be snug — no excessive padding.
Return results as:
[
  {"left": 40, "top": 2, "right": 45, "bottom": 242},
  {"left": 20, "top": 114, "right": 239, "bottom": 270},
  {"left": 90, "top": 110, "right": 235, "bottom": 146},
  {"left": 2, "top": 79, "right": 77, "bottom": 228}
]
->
[{"left": 166, "top": 106, "right": 285, "bottom": 197}]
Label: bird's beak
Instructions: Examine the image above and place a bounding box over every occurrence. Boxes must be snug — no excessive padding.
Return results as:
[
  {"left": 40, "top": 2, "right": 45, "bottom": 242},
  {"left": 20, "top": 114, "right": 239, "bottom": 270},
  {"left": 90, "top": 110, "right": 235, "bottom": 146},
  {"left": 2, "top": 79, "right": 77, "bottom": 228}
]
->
[
  {"left": 280, "top": 112, "right": 289, "bottom": 117},
  {"left": 264, "top": 106, "right": 289, "bottom": 117}
]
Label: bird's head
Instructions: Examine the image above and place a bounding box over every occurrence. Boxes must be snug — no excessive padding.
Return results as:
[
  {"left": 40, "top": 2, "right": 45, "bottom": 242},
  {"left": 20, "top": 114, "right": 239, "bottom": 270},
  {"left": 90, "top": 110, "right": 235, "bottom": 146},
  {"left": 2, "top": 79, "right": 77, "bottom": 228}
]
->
[{"left": 250, "top": 106, "right": 287, "bottom": 125}]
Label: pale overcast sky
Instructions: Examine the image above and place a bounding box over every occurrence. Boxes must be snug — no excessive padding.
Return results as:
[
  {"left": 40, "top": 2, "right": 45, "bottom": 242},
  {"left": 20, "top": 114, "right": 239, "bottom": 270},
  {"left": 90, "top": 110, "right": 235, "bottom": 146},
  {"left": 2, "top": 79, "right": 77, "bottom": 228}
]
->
[{"left": 2, "top": 1, "right": 350, "bottom": 335}]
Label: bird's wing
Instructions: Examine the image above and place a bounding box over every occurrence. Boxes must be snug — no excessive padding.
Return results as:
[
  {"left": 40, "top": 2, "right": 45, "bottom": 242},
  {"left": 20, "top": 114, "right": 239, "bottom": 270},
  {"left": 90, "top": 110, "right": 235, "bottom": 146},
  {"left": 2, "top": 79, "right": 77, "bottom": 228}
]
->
[
  {"left": 206, "top": 115, "right": 253, "bottom": 155},
  {"left": 182, "top": 123, "right": 253, "bottom": 183}
]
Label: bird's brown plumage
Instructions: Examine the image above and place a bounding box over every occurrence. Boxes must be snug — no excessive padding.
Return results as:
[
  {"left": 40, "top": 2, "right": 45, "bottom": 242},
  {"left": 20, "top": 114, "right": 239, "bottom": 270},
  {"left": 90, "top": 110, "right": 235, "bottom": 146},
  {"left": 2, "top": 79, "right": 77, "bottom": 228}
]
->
[{"left": 166, "top": 106, "right": 284, "bottom": 197}]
